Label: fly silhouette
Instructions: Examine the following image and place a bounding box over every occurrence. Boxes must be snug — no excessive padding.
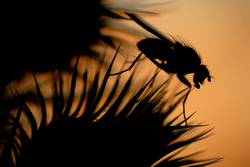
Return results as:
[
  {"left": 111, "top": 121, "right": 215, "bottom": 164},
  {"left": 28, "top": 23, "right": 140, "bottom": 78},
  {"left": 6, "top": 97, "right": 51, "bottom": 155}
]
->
[{"left": 110, "top": 13, "right": 211, "bottom": 125}]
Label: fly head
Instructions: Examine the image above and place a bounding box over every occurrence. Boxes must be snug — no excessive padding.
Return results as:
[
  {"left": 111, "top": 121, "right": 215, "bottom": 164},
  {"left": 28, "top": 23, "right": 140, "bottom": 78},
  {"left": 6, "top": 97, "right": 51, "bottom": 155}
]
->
[{"left": 193, "top": 65, "right": 211, "bottom": 89}]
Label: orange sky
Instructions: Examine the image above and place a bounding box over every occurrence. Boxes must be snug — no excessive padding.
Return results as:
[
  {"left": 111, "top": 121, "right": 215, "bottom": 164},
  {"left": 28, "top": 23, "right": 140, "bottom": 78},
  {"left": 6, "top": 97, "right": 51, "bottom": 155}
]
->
[
  {"left": 139, "top": 0, "right": 250, "bottom": 166},
  {"left": 27, "top": 1, "right": 250, "bottom": 166},
  {"left": 4, "top": 1, "right": 249, "bottom": 166}
]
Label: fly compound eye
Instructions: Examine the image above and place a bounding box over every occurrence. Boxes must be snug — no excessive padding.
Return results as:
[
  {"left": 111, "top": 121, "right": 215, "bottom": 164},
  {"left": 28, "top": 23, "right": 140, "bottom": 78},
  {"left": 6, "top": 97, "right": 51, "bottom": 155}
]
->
[{"left": 208, "top": 75, "right": 211, "bottom": 82}]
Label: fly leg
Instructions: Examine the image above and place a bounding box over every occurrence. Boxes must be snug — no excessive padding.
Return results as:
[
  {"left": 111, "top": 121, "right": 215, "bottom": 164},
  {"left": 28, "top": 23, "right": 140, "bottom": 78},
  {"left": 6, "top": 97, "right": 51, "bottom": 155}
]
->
[
  {"left": 110, "top": 52, "right": 143, "bottom": 76},
  {"left": 177, "top": 74, "right": 192, "bottom": 126},
  {"left": 182, "top": 88, "right": 191, "bottom": 126}
]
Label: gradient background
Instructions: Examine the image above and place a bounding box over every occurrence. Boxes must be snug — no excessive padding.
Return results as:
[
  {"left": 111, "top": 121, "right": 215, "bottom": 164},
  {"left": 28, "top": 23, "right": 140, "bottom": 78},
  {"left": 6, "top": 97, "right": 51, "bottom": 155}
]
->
[
  {"left": 3, "top": 1, "right": 248, "bottom": 166},
  {"left": 140, "top": 0, "right": 249, "bottom": 166}
]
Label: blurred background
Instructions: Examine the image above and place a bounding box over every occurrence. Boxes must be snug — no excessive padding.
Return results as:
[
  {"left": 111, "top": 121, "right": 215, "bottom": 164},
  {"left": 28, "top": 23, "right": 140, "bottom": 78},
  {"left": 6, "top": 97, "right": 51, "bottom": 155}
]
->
[
  {"left": 1, "top": 0, "right": 249, "bottom": 166},
  {"left": 141, "top": 0, "right": 250, "bottom": 166}
]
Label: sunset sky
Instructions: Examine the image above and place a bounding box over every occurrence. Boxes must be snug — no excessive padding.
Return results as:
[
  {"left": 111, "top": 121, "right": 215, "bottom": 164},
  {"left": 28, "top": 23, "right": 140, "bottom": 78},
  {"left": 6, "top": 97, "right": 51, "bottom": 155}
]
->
[
  {"left": 3, "top": 1, "right": 249, "bottom": 166},
  {"left": 138, "top": 0, "right": 250, "bottom": 166},
  {"left": 22, "top": 1, "right": 250, "bottom": 166}
]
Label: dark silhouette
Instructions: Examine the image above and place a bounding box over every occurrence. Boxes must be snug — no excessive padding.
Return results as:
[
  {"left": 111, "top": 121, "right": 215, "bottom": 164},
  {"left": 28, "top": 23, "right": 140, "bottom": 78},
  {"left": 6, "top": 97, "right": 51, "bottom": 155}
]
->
[
  {"left": 137, "top": 38, "right": 211, "bottom": 89},
  {"left": 1, "top": 48, "right": 222, "bottom": 167},
  {"left": 0, "top": 2, "right": 222, "bottom": 166},
  {"left": 110, "top": 13, "right": 211, "bottom": 125},
  {"left": 111, "top": 13, "right": 211, "bottom": 89},
  {"left": 1, "top": 1, "right": 124, "bottom": 94}
]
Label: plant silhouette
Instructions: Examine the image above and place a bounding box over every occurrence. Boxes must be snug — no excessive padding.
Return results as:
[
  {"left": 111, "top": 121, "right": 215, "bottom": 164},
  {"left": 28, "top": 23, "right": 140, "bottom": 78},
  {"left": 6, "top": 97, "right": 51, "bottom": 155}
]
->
[
  {"left": 1, "top": 1, "right": 125, "bottom": 94},
  {"left": 0, "top": 47, "right": 222, "bottom": 167},
  {"left": 0, "top": 1, "right": 222, "bottom": 167}
]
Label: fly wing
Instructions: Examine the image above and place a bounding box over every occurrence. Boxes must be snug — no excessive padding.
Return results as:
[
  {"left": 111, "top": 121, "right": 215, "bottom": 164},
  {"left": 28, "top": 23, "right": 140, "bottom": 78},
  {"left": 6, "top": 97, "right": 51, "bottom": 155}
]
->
[{"left": 126, "top": 12, "right": 175, "bottom": 46}]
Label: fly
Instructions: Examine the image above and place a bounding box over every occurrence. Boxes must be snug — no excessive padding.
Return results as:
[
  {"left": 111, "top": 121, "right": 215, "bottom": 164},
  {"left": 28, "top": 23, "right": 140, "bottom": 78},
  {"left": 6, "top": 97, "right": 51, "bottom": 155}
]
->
[{"left": 110, "top": 13, "right": 211, "bottom": 126}]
